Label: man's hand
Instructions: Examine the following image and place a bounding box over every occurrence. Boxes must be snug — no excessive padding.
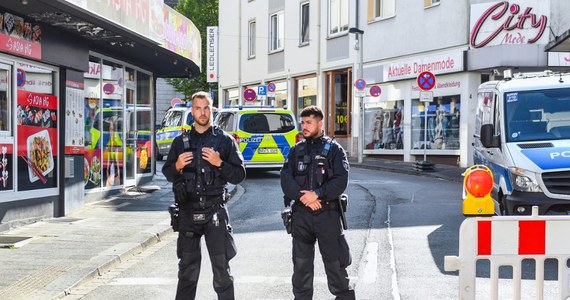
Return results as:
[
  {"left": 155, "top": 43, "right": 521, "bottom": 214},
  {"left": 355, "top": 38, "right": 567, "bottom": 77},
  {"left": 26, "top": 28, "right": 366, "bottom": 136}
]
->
[
  {"left": 202, "top": 147, "right": 223, "bottom": 167},
  {"left": 176, "top": 152, "right": 193, "bottom": 172},
  {"left": 300, "top": 190, "right": 322, "bottom": 211}
]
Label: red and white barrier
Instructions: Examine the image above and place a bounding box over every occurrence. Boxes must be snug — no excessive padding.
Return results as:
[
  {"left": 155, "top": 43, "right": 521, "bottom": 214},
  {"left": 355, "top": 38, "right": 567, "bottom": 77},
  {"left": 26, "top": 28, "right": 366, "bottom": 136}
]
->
[{"left": 445, "top": 207, "right": 570, "bottom": 300}]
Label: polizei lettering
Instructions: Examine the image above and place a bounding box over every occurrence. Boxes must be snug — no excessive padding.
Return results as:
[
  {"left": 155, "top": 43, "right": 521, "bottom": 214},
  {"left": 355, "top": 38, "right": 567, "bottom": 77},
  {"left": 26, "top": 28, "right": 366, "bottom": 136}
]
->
[{"left": 550, "top": 151, "right": 570, "bottom": 160}]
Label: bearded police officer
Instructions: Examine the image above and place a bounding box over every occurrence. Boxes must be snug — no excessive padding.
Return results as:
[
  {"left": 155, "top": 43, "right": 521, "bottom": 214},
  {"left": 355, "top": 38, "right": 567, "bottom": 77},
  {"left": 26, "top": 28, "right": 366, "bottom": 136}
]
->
[
  {"left": 280, "top": 105, "right": 355, "bottom": 299},
  {"left": 162, "top": 91, "right": 246, "bottom": 300}
]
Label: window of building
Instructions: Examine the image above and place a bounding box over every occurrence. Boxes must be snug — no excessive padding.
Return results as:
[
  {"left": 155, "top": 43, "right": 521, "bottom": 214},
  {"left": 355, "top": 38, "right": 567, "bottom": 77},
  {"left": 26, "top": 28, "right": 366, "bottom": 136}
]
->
[
  {"left": 0, "top": 65, "right": 10, "bottom": 133},
  {"left": 299, "top": 2, "right": 310, "bottom": 45},
  {"left": 248, "top": 20, "right": 256, "bottom": 58},
  {"left": 269, "top": 11, "right": 284, "bottom": 52},
  {"left": 364, "top": 101, "right": 404, "bottom": 150},
  {"left": 224, "top": 88, "right": 240, "bottom": 107},
  {"left": 411, "top": 95, "right": 461, "bottom": 150},
  {"left": 294, "top": 75, "right": 317, "bottom": 119},
  {"left": 329, "top": 0, "right": 349, "bottom": 36},
  {"left": 16, "top": 62, "right": 58, "bottom": 192},
  {"left": 424, "top": 0, "right": 440, "bottom": 8},
  {"left": 269, "top": 80, "right": 288, "bottom": 108},
  {"left": 373, "top": 0, "right": 395, "bottom": 19},
  {"left": 325, "top": 69, "right": 351, "bottom": 136}
]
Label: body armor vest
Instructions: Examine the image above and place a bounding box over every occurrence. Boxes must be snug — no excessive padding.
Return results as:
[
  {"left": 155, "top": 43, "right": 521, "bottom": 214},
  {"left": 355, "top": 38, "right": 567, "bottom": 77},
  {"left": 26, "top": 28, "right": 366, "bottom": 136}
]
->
[{"left": 292, "top": 137, "right": 334, "bottom": 192}]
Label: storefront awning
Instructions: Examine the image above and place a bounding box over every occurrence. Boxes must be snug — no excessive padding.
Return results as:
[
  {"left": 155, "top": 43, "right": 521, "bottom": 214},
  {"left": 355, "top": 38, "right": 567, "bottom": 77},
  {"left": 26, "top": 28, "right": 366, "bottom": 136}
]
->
[
  {"left": 545, "top": 28, "right": 570, "bottom": 52},
  {"left": 5, "top": 0, "right": 201, "bottom": 78}
]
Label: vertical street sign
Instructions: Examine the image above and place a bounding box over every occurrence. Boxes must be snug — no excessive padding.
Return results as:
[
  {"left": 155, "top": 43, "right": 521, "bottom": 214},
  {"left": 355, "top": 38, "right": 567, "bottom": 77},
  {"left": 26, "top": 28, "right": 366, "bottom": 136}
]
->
[{"left": 207, "top": 26, "right": 219, "bottom": 83}]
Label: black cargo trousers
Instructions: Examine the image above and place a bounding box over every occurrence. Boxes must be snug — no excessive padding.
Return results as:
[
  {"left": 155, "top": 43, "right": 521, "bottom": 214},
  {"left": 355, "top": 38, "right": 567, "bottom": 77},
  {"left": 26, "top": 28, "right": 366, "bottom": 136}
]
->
[
  {"left": 175, "top": 201, "right": 237, "bottom": 300},
  {"left": 291, "top": 204, "right": 355, "bottom": 300}
]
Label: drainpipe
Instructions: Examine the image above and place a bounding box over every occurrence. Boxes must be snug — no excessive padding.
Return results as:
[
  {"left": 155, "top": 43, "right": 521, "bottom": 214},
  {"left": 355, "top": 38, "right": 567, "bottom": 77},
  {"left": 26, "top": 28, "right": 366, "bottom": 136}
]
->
[
  {"left": 316, "top": 0, "right": 321, "bottom": 110},
  {"left": 238, "top": 1, "right": 242, "bottom": 105}
]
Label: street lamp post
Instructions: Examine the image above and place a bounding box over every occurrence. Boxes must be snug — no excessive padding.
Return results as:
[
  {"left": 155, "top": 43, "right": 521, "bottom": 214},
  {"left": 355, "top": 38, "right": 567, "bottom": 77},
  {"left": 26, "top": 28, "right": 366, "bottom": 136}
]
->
[{"left": 349, "top": 27, "right": 364, "bottom": 164}]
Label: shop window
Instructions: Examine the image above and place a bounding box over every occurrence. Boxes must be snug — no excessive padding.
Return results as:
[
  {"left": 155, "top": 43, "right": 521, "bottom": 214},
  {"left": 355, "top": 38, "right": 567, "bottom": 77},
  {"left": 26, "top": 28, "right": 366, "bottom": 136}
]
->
[
  {"left": 364, "top": 100, "right": 403, "bottom": 150},
  {"left": 136, "top": 71, "right": 152, "bottom": 175},
  {"left": 326, "top": 70, "right": 351, "bottom": 136},
  {"left": 0, "top": 67, "right": 9, "bottom": 133},
  {"left": 16, "top": 63, "right": 57, "bottom": 191},
  {"left": 294, "top": 75, "right": 317, "bottom": 120},
  {"left": 269, "top": 80, "right": 287, "bottom": 108},
  {"left": 329, "top": 0, "right": 349, "bottom": 36},
  {"left": 411, "top": 95, "right": 461, "bottom": 150},
  {"left": 224, "top": 88, "right": 239, "bottom": 107}
]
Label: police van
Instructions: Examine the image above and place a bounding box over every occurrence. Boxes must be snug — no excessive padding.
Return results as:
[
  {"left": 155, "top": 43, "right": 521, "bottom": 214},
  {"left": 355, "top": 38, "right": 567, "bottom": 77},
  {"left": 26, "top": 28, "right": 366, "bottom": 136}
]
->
[
  {"left": 474, "top": 70, "right": 570, "bottom": 215},
  {"left": 155, "top": 103, "right": 193, "bottom": 160},
  {"left": 214, "top": 106, "right": 301, "bottom": 169},
  {"left": 155, "top": 103, "right": 218, "bottom": 160}
]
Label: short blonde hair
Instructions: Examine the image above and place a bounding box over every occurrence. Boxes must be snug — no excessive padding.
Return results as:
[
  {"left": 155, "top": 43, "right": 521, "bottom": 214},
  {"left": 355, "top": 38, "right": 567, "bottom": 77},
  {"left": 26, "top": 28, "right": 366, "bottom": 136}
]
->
[{"left": 191, "top": 91, "right": 212, "bottom": 104}]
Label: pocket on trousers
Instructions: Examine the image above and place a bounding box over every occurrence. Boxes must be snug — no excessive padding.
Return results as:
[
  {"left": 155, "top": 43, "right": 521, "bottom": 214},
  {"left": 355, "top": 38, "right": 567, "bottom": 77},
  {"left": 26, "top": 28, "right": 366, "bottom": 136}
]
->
[
  {"left": 225, "top": 224, "right": 237, "bottom": 260},
  {"left": 338, "top": 235, "right": 352, "bottom": 268}
]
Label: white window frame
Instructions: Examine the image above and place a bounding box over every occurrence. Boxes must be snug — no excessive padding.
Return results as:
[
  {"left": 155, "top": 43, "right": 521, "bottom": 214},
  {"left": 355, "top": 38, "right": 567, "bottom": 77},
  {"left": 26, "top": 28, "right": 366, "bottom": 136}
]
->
[
  {"left": 328, "top": 0, "right": 349, "bottom": 36},
  {"left": 374, "top": 0, "right": 395, "bottom": 20},
  {"left": 248, "top": 19, "right": 256, "bottom": 58},
  {"left": 269, "top": 11, "right": 284, "bottom": 52},
  {"left": 299, "top": 2, "right": 310, "bottom": 45}
]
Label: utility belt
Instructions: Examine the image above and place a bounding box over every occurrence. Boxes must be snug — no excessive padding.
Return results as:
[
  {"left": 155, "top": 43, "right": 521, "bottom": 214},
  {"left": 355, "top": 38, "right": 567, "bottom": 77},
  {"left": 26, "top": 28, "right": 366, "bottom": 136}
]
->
[
  {"left": 184, "top": 194, "right": 225, "bottom": 210},
  {"left": 292, "top": 200, "right": 338, "bottom": 213}
]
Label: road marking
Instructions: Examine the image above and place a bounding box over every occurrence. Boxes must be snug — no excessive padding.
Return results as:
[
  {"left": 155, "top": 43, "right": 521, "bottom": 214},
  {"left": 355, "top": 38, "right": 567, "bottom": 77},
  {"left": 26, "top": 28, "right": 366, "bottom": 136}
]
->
[
  {"left": 108, "top": 277, "right": 177, "bottom": 285},
  {"left": 361, "top": 242, "right": 378, "bottom": 283},
  {"left": 387, "top": 205, "right": 401, "bottom": 300}
]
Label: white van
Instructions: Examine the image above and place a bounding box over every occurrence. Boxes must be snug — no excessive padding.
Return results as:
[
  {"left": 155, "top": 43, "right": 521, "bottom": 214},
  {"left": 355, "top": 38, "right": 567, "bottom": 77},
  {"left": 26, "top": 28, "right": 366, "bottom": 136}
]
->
[{"left": 474, "top": 71, "right": 570, "bottom": 215}]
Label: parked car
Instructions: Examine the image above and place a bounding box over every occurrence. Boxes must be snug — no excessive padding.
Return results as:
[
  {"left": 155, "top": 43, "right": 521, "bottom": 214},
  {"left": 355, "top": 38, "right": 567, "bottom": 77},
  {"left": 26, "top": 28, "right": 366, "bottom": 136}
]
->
[{"left": 214, "top": 106, "right": 301, "bottom": 169}]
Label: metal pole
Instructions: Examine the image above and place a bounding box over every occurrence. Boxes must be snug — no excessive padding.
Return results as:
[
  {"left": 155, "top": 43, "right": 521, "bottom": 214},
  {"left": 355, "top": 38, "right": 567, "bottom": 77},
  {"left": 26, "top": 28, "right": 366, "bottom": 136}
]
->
[
  {"left": 423, "top": 104, "right": 428, "bottom": 161},
  {"left": 357, "top": 33, "right": 364, "bottom": 164}
]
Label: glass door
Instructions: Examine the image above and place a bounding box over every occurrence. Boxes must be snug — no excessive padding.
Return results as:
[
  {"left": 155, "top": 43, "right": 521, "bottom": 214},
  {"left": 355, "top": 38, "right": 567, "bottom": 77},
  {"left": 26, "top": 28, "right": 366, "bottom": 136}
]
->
[
  {"left": 135, "top": 71, "right": 152, "bottom": 176},
  {"left": 124, "top": 67, "right": 136, "bottom": 186}
]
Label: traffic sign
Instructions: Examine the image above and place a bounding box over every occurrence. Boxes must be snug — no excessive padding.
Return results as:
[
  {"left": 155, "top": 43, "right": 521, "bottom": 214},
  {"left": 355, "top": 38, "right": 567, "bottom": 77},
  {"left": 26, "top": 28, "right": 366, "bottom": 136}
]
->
[
  {"left": 267, "top": 82, "right": 276, "bottom": 92},
  {"left": 419, "top": 91, "right": 433, "bottom": 102},
  {"left": 354, "top": 78, "right": 366, "bottom": 91},
  {"left": 258, "top": 85, "right": 267, "bottom": 96},
  {"left": 417, "top": 71, "right": 436, "bottom": 91},
  {"left": 243, "top": 88, "right": 257, "bottom": 102},
  {"left": 369, "top": 85, "right": 382, "bottom": 97}
]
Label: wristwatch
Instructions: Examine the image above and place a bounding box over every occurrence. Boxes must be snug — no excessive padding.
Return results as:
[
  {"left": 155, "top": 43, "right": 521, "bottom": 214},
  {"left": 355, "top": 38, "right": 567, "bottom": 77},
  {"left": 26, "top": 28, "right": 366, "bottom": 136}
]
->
[{"left": 218, "top": 161, "right": 225, "bottom": 170}]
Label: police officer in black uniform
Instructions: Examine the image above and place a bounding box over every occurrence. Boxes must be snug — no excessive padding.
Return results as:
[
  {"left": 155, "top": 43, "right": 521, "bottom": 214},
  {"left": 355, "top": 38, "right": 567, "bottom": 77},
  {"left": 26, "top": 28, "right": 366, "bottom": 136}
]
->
[
  {"left": 280, "top": 105, "right": 355, "bottom": 300},
  {"left": 162, "top": 91, "right": 246, "bottom": 300}
]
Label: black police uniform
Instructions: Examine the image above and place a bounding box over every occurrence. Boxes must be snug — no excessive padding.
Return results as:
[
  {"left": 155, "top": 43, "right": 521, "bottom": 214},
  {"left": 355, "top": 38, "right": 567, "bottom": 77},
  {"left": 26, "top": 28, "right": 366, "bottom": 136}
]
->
[
  {"left": 162, "top": 125, "right": 245, "bottom": 300},
  {"left": 280, "top": 132, "right": 354, "bottom": 300}
]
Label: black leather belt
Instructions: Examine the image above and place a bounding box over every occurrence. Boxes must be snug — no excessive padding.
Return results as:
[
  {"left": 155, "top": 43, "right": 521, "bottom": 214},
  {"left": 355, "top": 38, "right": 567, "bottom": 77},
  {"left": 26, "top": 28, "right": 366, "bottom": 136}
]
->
[
  {"left": 293, "top": 201, "right": 337, "bottom": 212},
  {"left": 186, "top": 195, "right": 224, "bottom": 209}
]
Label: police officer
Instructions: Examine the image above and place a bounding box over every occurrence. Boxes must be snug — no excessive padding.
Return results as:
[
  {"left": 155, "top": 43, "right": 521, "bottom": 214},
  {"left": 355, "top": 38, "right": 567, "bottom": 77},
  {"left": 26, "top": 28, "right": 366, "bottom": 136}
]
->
[
  {"left": 280, "top": 105, "right": 355, "bottom": 299},
  {"left": 162, "top": 91, "right": 246, "bottom": 300}
]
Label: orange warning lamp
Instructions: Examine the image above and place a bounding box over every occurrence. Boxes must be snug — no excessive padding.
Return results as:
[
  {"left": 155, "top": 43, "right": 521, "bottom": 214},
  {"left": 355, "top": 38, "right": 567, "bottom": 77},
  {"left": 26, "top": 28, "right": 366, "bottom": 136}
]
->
[{"left": 462, "top": 165, "right": 495, "bottom": 216}]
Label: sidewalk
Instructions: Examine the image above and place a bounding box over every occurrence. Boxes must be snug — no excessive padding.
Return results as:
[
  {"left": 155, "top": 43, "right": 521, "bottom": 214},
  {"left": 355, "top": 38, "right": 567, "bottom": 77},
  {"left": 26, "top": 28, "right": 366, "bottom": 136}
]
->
[{"left": 0, "top": 158, "right": 463, "bottom": 299}]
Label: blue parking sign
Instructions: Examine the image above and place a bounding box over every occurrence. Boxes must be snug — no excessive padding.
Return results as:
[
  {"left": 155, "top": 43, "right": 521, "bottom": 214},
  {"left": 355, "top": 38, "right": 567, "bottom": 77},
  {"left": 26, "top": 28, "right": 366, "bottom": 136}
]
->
[{"left": 258, "top": 85, "right": 267, "bottom": 96}]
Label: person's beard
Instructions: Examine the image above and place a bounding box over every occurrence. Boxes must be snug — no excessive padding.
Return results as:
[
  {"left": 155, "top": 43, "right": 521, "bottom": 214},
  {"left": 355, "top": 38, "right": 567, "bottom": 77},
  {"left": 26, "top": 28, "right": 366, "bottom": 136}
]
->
[
  {"left": 302, "top": 128, "right": 317, "bottom": 139},
  {"left": 194, "top": 115, "right": 210, "bottom": 127}
]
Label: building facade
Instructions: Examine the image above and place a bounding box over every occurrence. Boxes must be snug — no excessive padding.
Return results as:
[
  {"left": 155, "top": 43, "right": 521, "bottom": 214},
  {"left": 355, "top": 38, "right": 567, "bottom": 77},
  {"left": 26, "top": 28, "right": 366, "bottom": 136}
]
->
[
  {"left": 217, "top": 0, "right": 570, "bottom": 167},
  {"left": 0, "top": 0, "right": 201, "bottom": 230}
]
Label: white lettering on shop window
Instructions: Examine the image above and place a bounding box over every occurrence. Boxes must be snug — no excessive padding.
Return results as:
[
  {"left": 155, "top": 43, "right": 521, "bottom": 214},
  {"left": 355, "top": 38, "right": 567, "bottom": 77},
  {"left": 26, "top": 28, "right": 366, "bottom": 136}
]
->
[{"left": 27, "top": 93, "right": 50, "bottom": 107}]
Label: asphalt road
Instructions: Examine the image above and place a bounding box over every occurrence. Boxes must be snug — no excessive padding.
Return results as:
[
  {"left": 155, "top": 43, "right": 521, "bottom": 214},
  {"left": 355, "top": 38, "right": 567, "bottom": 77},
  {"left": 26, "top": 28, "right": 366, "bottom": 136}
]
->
[{"left": 68, "top": 166, "right": 560, "bottom": 299}]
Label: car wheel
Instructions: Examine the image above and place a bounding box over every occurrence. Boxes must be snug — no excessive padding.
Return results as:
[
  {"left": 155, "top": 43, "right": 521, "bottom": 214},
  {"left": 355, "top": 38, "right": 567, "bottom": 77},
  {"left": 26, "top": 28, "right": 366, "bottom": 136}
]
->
[{"left": 499, "top": 193, "right": 509, "bottom": 216}]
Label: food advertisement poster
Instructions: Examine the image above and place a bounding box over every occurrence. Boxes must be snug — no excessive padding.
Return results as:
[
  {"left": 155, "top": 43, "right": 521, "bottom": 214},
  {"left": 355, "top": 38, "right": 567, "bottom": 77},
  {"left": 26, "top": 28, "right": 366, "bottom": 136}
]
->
[
  {"left": 0, "top": 142, "right": 13, "bottom": 191},
  {"left": 83, "top": 97, "right": 101, "bottom": 189},
  {"left": 65, "top": 81, "right": 85, "bottom": 154},
  {"left": 16, "top": 90, "right": 57, "bottom": 190}
]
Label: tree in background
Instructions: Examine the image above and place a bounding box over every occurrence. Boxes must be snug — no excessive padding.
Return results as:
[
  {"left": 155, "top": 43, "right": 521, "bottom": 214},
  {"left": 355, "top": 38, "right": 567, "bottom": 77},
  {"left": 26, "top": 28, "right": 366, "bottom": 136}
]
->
[{"left": 167, "top": 0, "right": 219, "bottom": 104}]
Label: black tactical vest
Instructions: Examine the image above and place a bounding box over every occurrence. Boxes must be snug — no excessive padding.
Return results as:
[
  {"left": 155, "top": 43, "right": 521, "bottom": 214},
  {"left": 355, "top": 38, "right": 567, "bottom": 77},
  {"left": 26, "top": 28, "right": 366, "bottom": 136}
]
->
[
  {"left": 292, "top": 137, "right": 334, "bottom": 191},
  {"left": 180, "top": 128, "right": 226, "bottom": 196}
]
